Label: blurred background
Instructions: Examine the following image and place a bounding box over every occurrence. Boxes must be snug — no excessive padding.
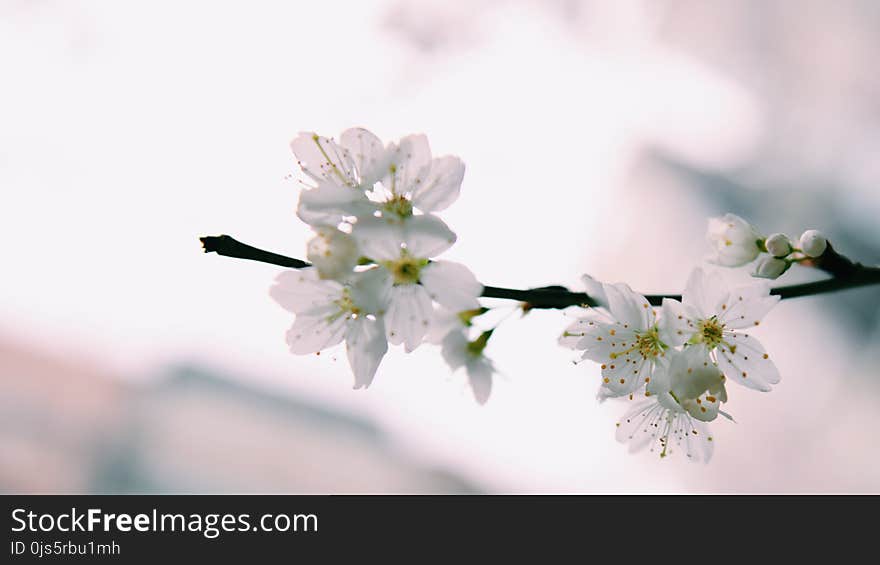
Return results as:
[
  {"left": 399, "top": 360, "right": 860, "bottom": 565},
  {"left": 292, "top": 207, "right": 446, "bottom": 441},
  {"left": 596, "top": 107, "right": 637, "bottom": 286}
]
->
[{"left": 2, "top": 0, "right": 879, "bottom": 493}]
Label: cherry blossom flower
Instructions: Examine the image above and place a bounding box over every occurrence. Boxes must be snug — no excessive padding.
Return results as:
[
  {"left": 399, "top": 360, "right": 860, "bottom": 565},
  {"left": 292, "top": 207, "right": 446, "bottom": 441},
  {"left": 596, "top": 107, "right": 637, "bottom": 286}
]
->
[
  {"left": 441, "top": 329, "right": 496, "bottom": 405},
  {"left": 615, "top": 347, "right": 725, "bottom": 461},
  {"left": 706, "top": 213, "right": 763, "bottom": 267},
  {"left": 426, "top": 306, "right": 495, "bottom": 404},
  {"left": 614, "top": 398, "right": 715, "bottom": 462},
  {"left": 269, "top": 267, "right": 391, "bottom": 388},
  {"left": 353, "top": 215, "right": 481, "bottom": 351},
  {"left": 427, "top": 306, "right": 489, "bottom": 345},
  {"left": 291, "top": 128, "right": 465, "bottom": 233},
  {"left": 560, "top": 278, "right": 667, "bottom": 400},
  {"left": 366, "top": 134, "right": 465, "bottom": 221},
  {"left": 291, "top": 128, "right": 393, "bottom": 226},
  {"left": 661, "top": 267, "right": 781, "bottom": 391}
]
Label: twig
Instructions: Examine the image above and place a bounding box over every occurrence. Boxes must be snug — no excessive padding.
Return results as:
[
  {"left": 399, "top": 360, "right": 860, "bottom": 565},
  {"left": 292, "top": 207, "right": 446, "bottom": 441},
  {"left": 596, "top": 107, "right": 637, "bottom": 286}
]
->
[{"left": 200, "top": 235, "right": 880, "bottom": 309}]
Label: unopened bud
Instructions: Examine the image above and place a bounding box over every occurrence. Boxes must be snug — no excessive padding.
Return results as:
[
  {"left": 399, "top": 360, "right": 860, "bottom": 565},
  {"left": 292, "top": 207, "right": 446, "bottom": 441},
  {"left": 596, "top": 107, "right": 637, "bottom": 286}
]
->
[
  {"left": 799, "top": 229, "right": 827, "bottom": 258},
  {"left": 307, "top": 227, "right": 359, "bottom": 280},
  {"left": 752, "top": 256, "right": 789, "bottom": 280},
  {"left": 764, "top": 233, "right": 793, "bottom": 258}
]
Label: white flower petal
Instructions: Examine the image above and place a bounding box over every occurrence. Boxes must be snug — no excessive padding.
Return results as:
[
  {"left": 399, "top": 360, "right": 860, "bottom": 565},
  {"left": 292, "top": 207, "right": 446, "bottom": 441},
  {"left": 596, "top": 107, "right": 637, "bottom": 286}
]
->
[
  {"left": 440, "top": 330, "right": 469, "bottom": 371},
  {"left": 420, "top": 261, "right": 482, "bottom": 310},
  {"left": 385, "top": 284, "right": 433, "bottom": 352},
  {"left": 604, "top": 283, "right": 654, "bottom": 331},
  {"left": 717, "top": 282, "right": 780, "bottom": 329},
  {"left": 441, "top": 331, "right": 495, "bottom": 404},
  {"left": 615, "top": 399, "right": 667, "bottom": 453},
  {"left": 600, "top": 357, "right": 654, "bottom": 399},
  {"left": 297, "top": 181, "right": 374, "bottom": 226},
  {"left": 385, "top": 134, "right": 432, "bottom": 195},
  {"left": 339, "top": 128, "right": 391, "bottom": 187},
  {"left": 346, "top": 316, "right": 388, "bottom": 389},
  {"left": 559, "top": 317, "right": 592, "bottom": 350},
  {"left": 682, "top": 267, "right": 728, "bottom": 320},
  {"left": 352, "top": 216, "right": 404, "bottom": 262},
  {"left": 682, "top": 391, "right": 722, "bottom": 422},
  {"left": 402, "top": 214, "right": 457, "bottom": 258},
  {"left": 615, "top": 401, "right": 714, "bottom": 462},
  {"left": 467, "top": 358, "right": 494, "bottom": 405},
  {"left": 428, "top": 307, "right": 464, "bottom": 344},
  {"left": 569, "top": 319, "right": 639, "bottom": 364},
  {"left": 715, "top": 333, "right": 780, "bottom": 391},
  {"left": 270, "top": 268, "right": 344, "bottom": 315},
  {"left": 581, "top": 274, "right": 608, "bottom": 308},
  {"left": 685, "top": 354, "right": 723, "bottom": 399},
  {"left": 659, "top": 298, "right": 695, "bottom": 347},
  {"left": 349, "top": 267, "right": 393, "bottom": 315},
  {"left": 285, "top": 312, "right": 348, "bottom": 354},
  {"left": 290, "top": 132, "right": 356, "bottom": 186},
  {"left": 410, "top": 156, "right": 465, "bottom": 213},
  {"left": 677, "top": 417, "right": 715, "bottom": 463}
]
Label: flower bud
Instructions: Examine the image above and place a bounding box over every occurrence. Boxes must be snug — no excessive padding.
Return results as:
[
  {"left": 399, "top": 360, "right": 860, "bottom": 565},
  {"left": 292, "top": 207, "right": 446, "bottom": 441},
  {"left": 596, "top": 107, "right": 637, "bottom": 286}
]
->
[
  {"left": 752, "top": 256, "right": 789, "bottom": 280},
  {"left": 705, "top": 213, "right": 763, "bottom": 267},
  {"left": 799, "top": 229, "right": 827, "bottom": 258},
  {"left": 307, "top": 227, "right": 359, "bottom": 280},
  {"left": 764, "top": 233, "right": 793, "bottom": 258}
]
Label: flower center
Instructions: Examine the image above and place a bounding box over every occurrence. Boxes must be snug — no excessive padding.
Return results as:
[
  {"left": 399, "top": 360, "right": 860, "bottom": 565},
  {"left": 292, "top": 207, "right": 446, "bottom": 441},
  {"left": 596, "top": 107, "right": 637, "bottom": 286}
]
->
[
  {"left": 611, "top": 326, "right": 666, "bottom": 360},
  {"left": 383, "top": 254, "right": 427, "bottom": 285},
  {"left": 382, "top": 194, "right": 413, "bottom": 218},
  {"left": 696, "top": 317, "right": 725, "bottom": 349},
  {"left": 636, "top": 327, "right": 664, "bottom": 358}
]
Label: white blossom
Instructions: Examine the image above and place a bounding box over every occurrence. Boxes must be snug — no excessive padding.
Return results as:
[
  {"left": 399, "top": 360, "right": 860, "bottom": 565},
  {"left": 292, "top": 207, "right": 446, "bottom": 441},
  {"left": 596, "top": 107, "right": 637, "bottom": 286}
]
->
[
  {"left": 291, "top": 128, "right": 392, "bottom": 226},
  {"left": 269, "top": 267, "right": 391, "bottom": 389},
  {"left": 427, "top": 306, "right": 488, "bottom": 345},
  {"left": 291, "top": 128, "right": 465, "bottom": 235},
  {"left": 366, "top": 133, "right": 465, "bottom": 221},
  {"left": 661, "top": 267, "right": 781, "bottom": 392},
  {"left": 560, "top": 279, "right": 667, "bottom": 401},
  {"left": 705, "top": 213, "right": 763, "bottom": 267},
  {"left": 615, "top": 346, "right": 728, "bottom": 461},
  {"left": 441, "top": 329, "right": 496, "bottom": 405},
  {"left": 353, "top": 215, "right": 481, "bottom": 352},
  {"left": 799, "top": 229, "right": 827, "bottom": 258},
  {"left": 615, "top": 401, "right": 714, "bottom": 462}
]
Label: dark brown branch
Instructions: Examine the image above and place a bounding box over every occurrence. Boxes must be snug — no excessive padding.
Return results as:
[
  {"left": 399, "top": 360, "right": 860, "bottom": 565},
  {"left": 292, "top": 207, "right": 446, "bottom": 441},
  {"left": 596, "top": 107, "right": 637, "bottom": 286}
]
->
[
  {"left": 200, "top": 235, "right": 880, "bottom": 309},
  {"left": 200, "top": 235, "right": 310, "bottom": 269}
]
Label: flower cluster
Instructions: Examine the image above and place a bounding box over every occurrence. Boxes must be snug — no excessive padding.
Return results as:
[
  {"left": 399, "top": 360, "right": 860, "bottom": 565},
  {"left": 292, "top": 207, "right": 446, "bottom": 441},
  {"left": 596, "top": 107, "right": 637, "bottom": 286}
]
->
[
  {"left": 271, "top": 128, "right": 496, "bottom": 403},
  {"left": 706, "top": 213, "right": 828, "bottom": 280},
  {"left": 266, "top": 127, "right": 802, "bottom": 461},
  {"left": 560, "top": 267, "right": 781, "bottom": 462}
]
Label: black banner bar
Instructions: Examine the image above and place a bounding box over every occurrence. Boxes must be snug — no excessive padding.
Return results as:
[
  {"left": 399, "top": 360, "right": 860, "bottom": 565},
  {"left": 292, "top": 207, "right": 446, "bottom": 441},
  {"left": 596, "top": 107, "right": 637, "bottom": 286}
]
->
[{"left": 2, "top": 495, "right": 876, "bottom": 560}]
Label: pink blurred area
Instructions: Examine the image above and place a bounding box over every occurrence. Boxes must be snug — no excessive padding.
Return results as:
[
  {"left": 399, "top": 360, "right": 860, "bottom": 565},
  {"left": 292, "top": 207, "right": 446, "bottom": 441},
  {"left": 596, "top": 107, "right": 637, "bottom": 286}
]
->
[{"left": 1, "top": 0, "right": 879, "bottom": 493}]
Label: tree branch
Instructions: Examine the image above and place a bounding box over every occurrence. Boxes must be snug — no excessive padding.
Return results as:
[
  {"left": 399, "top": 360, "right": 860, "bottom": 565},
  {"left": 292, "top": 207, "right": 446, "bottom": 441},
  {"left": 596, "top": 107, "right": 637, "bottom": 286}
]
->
[{"left": 200, "top": 235, "right": 880, "bottom": 309}]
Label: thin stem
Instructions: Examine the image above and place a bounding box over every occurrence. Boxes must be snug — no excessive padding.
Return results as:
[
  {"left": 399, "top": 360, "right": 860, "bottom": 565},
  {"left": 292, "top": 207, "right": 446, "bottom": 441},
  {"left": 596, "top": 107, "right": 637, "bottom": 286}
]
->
[
  {"left": 200, "top": 235, "right": 310, "bottom": 269},
  {"left": 200, "top": 235, "right": 880, "bottom": 310}
]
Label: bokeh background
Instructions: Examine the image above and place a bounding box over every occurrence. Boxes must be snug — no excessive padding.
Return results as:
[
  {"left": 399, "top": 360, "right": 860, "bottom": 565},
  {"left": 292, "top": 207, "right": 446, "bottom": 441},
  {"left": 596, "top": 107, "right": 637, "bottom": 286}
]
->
[{"left": 2, "top": 0, "right": 879, "bottom": 493}]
